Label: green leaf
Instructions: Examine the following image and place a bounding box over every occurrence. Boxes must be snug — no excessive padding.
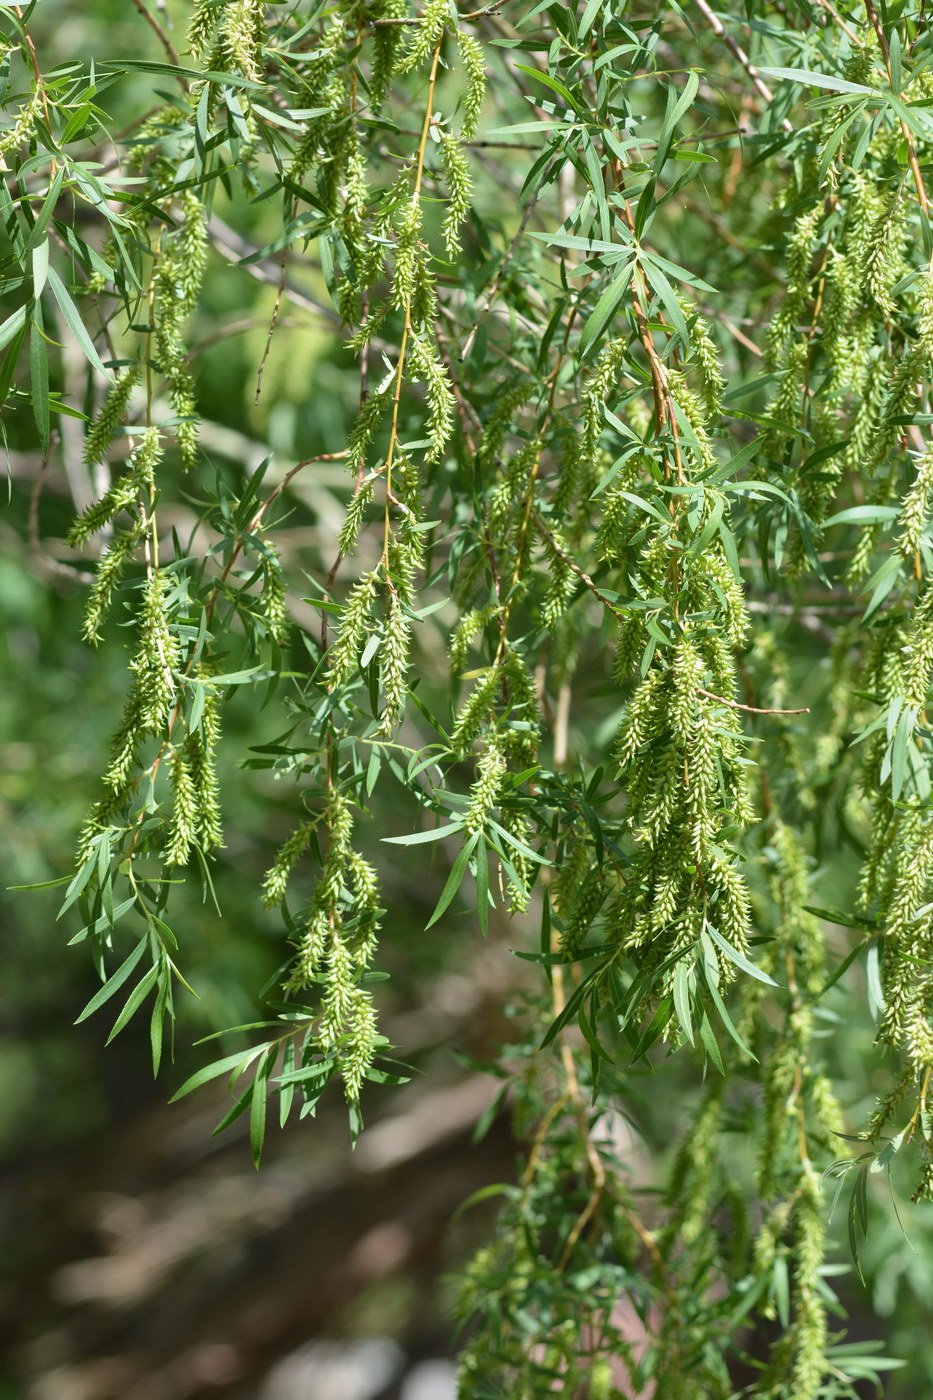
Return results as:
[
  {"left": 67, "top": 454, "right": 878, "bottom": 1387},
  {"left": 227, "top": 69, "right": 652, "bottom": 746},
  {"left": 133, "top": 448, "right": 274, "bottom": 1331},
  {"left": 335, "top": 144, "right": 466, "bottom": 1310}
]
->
[
  {"left": 866, "top": 941, "right": 885, "bottom": 1020},
  {"left": 815, "top": 937, "right": 871, "bottom": 998},
  {"left": 31, "top": 239, "right": 49, "bottom": 296},
  {"left": 654, "top": 69, "right": 699, "bottom": 171},
  {"left": 700, "top": 957, "right": 757, "bottom": 1061},
  {"left": 870, "top": 1128, "right": 904, "bottom": 1174},
  {"left": 105, "top": 960, "right": 160, "bottom": 1043},
  {"left": 450, "top": 1182, "right": 512, "bottom": 1222},
  {"left": 758, "top": 66, "right": 877, "bottom": 96},
  {"left": 640, "top": 257, "right": 690, "bottom": 343},
  {"left": 705, "top": 922, "right": 780, "bottom": 987},
  {"left": 821, "top": 505, "right": 899, "bottom": 527},
  {"left": 30, "top": 311, "right": 49, "bottom": 455},
  {"left": 697, "top": 1008, "right": 725, "bottom": 1073},
  {"left": 68, "top": 895, "right": 138, "bottom": 946},
  {"left": 579, "top": 262, "right": 634, "bottom": 357},
  {"left": 250, "top": 1047, "right": 275, "bottom": 1167},
  {"left": 862, "top": 552, "right": 902, "bottom": 622},
  {"left": 529, "top": 231, "right": 626, "bottom": 254},
  {"left": 170, "top": 1045, "right": 267, "bottom": 1102},
  {"left": 211, "top": 1080, "right": 256, "bottom": 1137},
  {"left": 45, "top": 266, "right": 112, "bottom": 379},
  {"left": 889, "top": 30, "right": 903, "bottom": 96},
  {"left": 848, "top": 1163, "right": 870, "bottom": 1284},
  {"left": 487, "top": 818, "right": 552, "bottom": 865},
  {"left": 0, "top": 303, "right": 29, "bottom": 354},
  {"left": 188, "top": 666, "right": 276, "bottom": 686},
  {"left": 382, "top": 820, "right": 464, "bottom": 846},
  {"left": 8, "top": 874, "right": 72, "bottom": 892},
  {"left": 26, "top": 166, "right": 67, "bottom": 253},
  {"left": 475, "top": 832, "right": 490, "bottom": 937},
  {"left": 542, "top": 965, "right": 604, "bottom": 1048},
  {"left": 630, "top": 992, "right": 675, "bottom": 1062},
  {"left": 425, "top": 831, "right": 480, "bottom": 929},
  {"left": 638, "top": 248, "right": 716, "bottom": 294},
  {"left": 513, "top": 64, "right": 584, "bottom": 115},
  {"left": 75, "top": 938, "right": 148, "bottom": 1024},
  {"left": 672, "top": 959, "right": 695, "bottom": 1045}
]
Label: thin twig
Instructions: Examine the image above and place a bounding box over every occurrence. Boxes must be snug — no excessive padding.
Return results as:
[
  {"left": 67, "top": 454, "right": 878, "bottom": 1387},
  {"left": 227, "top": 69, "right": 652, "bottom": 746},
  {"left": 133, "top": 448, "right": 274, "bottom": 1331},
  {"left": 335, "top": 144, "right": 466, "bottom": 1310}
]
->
[
  {"left": 460, "top": 198, "right": 540, "bottom": 362},
  {"left": 532, "top": 509, "right": 630, "bottom": 625},
  {"left": 128, "top": 0, "right": 182, "bottom": 68},
  {"left": 28, "top": 456, "right": 96, "bottom": 586},
  {"left": 692, "top": 0, "right": 794, "bottom": 134},
  {"left": 255, "top": 253, "right": 288, "bottom": 405},
  {"left": 698, "top": 687, "right": 809, "bottom": 716},
  {"left": 864, "top": 0, "right": 930, "bottom": 220}
]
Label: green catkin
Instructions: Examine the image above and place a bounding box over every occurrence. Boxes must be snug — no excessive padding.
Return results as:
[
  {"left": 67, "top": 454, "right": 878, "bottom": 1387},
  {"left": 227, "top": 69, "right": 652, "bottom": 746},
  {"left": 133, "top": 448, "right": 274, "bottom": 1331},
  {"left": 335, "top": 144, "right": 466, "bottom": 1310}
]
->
[
  {"left": 178, "top": 192, "right": 208, "bottom": 315},
  {"left": 457, "top": 33, "right": 486, "bottom": 142},
  {"left": 395, "top": 0, "right": 449, "bottom": 73},
  {"left": 451, "top": 666, "right": 500, "bottom": 756},
  {"left": 221, "top": 0, "right": 266, "bottom": 84},
  {"left": 596, "top": 489, "right": 634, "bottom": 564},
  {"left": 789, "top": 1172, "right": 829, "bottom": 1400},
  {"left": 338, "top": 481, "right": 374, "bottom": 558},
  {"left": 865, "top": 189, "right": 907, "bottom": 319},
  {"left": 0, "top": 87, "right": 42, "bottom": 167},
  {"left": 392, "top": 200, "right": 422, "bottom": 311},
  {"left": 440, "top": 131, "right": 472, "bottom": 259},
  {"left": 166, "top": 748, "right": 197, "bottom": 866},
  {"left": 345, "top": 389, "right": 390, "bottom": 482},
  {"left": 82, "top": 521, "right": 146, "bottom": 645},
  {"left": 498, "top": 806, "right": 532, "bottom": 913},
  {"left": 370, "top": 0, "right": 406, "bottom": 108},
  {"left": 188, "top": 673, "right": 224, "bottom": 850},
  {"left": 98, "top": 571, "right": 181, "bottom": 795},
  {"left": 263, "top": 821, "right": 316, "bottom": 907},
  {"left": 408, "top": 334, "right": 454, "bottom": 460},
  {"left": 685, "top": 303, "right": 724, "bottom": 419},
  {"left": 134, "top": 572, "right": 181, "bottom": 730},
  {"left": 152, "top": 196, "right": 209, "bottom": 469},
  {"left": 374, "top": 586, "right": 410, "bottom": 735},
  {"left": 540, "top": 526, "right": 576, "bottom": 626},
  {"left": 68, "top": 427, "right": 162, "bottom": 549},
  {"left": 464, "top": 741, "right": 506, "bottom": 834},
  {"left": 662, "top": 1082, "right": 724, "bottom": 1248},
  {"left": 488, "top": 440, "right": 540, "bottom": 532},
  {"left": 581, "top": 340, "right": 628, "bottom": 470},
  {"left": 477, "top": 384, "right": 535, "bottom": 469},
  {"left": 83, "top": 366, "right": 141, "bottom": 467},
  {"left": 767, "top": 207, "right": 820, "bottom": 369},
  {"left": 449, "top": 606, "right": 499, "bottom": 675},
  {"left": 188, "top": 0, "right": 222, "bottom": 60},
  {"left": 260, "top": 546, "right": 289, "bottom": 647},
  {"left": 327, "top": 569, "right": 379, "bottom": 687},
  {"left": 285, "top": 791, "right": 382, "bottom": 1102}
]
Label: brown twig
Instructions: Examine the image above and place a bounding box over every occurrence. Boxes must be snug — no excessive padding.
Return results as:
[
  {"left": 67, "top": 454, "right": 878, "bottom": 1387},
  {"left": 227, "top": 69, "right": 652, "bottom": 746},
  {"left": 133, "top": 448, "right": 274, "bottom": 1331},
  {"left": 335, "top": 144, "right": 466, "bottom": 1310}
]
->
[
  {"left": 28, "top": 456, "right": 96, "bottom": 586},
  {"left": 254, "top": 253, "right": 288, "bottom": 405},
  {"left": 692, "top": 0, "right": 794, "bottom": 134},
  {"left": 864, "top": 0, "right": 930, "bottom": 221},
  {"left": 697, "top": 687, "right": 809, "bottom": 716},
  {"left": 532, "top": 509, "right": 630, "bottom": 625},
  {"left": 128, "top": 0, "right": 182, "bottom": 68}
]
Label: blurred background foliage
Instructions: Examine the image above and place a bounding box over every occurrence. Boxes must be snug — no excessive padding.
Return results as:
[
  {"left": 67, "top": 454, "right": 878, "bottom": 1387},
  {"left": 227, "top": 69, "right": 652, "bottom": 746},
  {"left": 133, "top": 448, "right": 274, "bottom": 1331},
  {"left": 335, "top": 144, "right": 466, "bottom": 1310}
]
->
[{"left": 2, "top": 1, "right": 933, "bottom": 1397}]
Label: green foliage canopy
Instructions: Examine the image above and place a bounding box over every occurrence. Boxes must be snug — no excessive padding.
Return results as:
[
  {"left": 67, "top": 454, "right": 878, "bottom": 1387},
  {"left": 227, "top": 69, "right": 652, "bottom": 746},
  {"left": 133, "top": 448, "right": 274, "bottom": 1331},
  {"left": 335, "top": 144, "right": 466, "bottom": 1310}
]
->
[{"left": 6, "top": 0, "right": 933, "bottom": 1394}]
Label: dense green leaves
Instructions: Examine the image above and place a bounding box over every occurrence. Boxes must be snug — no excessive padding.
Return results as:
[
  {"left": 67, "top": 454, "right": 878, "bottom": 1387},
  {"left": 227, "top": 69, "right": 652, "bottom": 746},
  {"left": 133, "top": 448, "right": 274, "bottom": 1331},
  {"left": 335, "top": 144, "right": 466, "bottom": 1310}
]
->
[{"left": 9, "top": 0, "right": 933, "bottom": 1394}]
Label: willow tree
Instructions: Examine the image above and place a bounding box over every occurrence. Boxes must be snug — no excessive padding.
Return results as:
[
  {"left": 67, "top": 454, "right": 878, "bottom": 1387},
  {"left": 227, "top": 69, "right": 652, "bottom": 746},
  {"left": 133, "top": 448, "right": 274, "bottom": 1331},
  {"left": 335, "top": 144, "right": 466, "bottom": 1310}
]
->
[{"left": 6, "top": 0, "right": 933, "bottom": 1392}]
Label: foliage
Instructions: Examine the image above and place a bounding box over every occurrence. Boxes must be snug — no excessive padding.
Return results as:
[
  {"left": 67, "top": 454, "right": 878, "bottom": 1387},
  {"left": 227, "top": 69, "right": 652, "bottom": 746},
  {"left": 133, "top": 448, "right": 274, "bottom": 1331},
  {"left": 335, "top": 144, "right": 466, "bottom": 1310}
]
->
[{"left": 7, "top": 0, "right": 933, "bottom": 1393}]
